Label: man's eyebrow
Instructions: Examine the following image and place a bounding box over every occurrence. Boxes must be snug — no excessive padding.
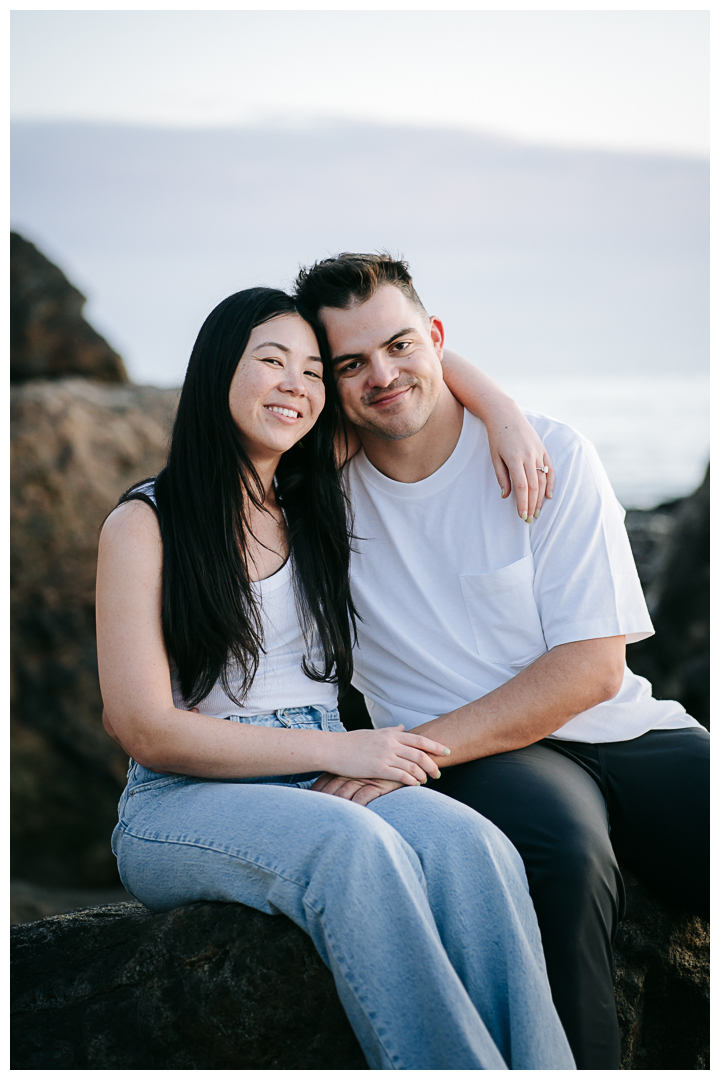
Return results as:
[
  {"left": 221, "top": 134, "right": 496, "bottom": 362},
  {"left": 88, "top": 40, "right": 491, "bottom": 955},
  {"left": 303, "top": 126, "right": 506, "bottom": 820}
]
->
[
  {"left": 332, "top": 328, "right": 418, "bottom": 365},
  {"left": 254, "top": 341, "right": 322, "bottom": 363}
]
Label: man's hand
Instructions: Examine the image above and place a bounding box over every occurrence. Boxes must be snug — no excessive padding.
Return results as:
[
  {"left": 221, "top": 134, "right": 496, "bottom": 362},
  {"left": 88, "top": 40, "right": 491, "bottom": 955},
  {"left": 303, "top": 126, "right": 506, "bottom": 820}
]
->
[{"left": 311, "top": 772, "right": 404, "bottom": 806}]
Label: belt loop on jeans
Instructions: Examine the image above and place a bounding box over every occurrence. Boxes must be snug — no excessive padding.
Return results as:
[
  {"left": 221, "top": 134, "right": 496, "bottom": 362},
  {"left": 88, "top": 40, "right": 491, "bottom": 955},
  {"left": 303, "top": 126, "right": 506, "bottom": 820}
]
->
[{"left": 317, "top": 705, "right": 330, "bottom": 731}]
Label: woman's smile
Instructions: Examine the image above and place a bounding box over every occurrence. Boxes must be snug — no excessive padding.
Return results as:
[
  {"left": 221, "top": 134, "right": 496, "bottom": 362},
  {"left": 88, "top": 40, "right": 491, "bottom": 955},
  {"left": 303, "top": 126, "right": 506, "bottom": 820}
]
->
[{"left": 264, "top": 404, "right": 303, "bottom": 420}]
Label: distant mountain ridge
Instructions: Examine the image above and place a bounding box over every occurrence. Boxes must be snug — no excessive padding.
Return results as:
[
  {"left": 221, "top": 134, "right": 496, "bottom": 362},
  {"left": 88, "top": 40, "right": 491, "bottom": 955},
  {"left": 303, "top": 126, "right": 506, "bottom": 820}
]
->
[{"left": 11, "top": 121, "right": 708, "bottom": 386}]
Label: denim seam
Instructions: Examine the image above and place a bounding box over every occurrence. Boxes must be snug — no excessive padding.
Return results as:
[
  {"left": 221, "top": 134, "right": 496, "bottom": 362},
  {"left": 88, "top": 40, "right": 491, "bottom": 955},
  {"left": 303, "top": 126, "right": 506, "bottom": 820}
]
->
[{"left": 120, "top": 827, "right": 313, "bottom": 893}]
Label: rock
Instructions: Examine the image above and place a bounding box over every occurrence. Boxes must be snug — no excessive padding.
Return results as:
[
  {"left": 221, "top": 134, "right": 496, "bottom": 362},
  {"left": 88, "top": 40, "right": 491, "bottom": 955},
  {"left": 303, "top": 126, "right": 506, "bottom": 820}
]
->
[
  {"left": 10, "top": 871, "right": 708, "bottom": 1070},
  {"left": 10, "top": 900, "right": 367, "bottom": 1070},
  {"left": 624, "top": 505, "right": 679, "bottom": 593},
  {"left": 614, "top": 870, "right": 709, "bottom": 1070},
  {"left": 11, "top": 378, "right": 178, "bottom": 886},
  {"left": 10, "top": 880, "right": 132, "bottom": 927},
  {"left": 11, "top": 232, "right": 128, "bottom": 383},
  {"left": 626, "top": 466, "right": 710, "bottom": 727}
]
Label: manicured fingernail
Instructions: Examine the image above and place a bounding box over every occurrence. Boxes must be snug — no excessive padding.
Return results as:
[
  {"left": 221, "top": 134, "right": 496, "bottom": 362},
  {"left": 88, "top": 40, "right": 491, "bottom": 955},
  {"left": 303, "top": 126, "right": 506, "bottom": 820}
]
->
[
  {"left": 442, "top": 747, "right": 451, "bottom": 756},
  {"left": 547, "top": 492, "right": 553, "bottom": 499},
  {"left": 534, "top": 509, "right": 540, "bottom": 518},
  {"left": 421, "top": 778, "right": 427, "bottom": 785},
  {"left": 521, "top": 511, "right": 528, "bottom": 521},
  {"left": 434, "top": 771, "right": 442, "bottom": 779},
  {"left": 500, "top": 488, "right": 506, "bottom": 498}
]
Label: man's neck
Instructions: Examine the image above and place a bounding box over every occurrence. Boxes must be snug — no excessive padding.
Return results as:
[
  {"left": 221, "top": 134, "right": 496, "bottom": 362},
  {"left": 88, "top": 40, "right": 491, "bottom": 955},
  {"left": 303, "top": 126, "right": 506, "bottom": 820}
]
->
[{"left": 358, "top": 385, "right": 464, "bottom": 483}]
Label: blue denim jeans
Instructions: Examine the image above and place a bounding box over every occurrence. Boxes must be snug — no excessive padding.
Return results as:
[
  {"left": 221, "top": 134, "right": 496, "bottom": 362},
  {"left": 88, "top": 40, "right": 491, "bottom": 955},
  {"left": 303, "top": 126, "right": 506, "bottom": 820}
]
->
[{"left": 112, "top": 706, "right": 575, "bottom": 1070}]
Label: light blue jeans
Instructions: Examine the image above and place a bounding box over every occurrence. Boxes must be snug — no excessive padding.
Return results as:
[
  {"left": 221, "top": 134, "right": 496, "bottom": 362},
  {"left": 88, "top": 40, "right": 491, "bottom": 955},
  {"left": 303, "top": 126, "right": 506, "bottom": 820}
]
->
[{"left": 112, "top": 705, "right": 575, "bottom": 1070}]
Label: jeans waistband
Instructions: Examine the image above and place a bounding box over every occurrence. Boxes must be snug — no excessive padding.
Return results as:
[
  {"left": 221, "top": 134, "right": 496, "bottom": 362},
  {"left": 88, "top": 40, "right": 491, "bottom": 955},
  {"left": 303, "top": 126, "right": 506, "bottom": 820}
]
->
[{"left": 226, "top": 704, "right": 341, "bottom": 731}]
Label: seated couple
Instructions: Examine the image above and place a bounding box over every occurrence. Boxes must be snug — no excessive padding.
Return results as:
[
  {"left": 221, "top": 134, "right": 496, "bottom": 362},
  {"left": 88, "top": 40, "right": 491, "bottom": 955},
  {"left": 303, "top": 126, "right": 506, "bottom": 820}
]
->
[{"left": 99, "top": 253, "right": 708, "bottom": 1071}]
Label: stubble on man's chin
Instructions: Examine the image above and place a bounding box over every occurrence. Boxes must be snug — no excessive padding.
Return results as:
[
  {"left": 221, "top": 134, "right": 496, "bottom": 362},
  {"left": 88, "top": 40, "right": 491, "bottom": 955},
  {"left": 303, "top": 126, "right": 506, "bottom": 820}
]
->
[
  {"left": 350, "top": 382, "right": 437, "bottom": 442},
  {"left": 350, "top": 408, "right": 435, "bottom": 442}
]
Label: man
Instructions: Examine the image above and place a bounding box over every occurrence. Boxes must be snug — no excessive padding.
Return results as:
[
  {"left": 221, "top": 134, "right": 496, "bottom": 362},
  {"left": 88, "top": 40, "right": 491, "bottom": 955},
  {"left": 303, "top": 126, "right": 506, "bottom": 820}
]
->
[{"left": 293, "top": 253, "right": 709, "bottom": 1070}]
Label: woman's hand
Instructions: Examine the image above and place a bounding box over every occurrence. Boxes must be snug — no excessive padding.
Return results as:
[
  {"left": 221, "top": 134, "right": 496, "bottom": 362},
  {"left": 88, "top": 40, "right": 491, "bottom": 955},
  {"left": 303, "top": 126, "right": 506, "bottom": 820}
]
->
[
  {"left": 482, "top": 395, "right": 555, "bottom": 522},
  {"left": 325, "top": 726, "right": 449, "bottom": 787},
  {"left": 441, "top": 349, "right": 555, "bottom": 521}
]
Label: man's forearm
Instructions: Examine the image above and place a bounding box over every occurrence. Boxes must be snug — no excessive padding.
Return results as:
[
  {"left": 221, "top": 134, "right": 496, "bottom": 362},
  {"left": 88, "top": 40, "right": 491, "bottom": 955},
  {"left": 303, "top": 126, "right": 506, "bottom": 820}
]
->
[{"left": 414, "top": 637, "right": 626, "bottom": 767}]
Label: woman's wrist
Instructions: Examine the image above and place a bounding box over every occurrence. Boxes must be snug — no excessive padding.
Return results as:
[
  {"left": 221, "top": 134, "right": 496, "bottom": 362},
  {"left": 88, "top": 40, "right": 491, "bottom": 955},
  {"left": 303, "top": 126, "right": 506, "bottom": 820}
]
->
[{"left": 316, "top": 729, "right": 347, "bottom": 775}]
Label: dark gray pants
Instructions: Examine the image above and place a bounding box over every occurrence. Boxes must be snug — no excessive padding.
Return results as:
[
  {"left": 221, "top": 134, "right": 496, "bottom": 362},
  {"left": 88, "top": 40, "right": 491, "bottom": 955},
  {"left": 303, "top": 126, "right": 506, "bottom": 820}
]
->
[{"left": 429, "top": 726, "right": 709, "bottom": 1070}]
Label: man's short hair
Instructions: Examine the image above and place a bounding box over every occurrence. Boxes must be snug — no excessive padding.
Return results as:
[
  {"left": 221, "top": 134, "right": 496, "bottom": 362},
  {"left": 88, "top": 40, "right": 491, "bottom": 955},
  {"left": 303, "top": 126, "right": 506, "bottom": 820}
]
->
[{"left": 294, "top": 252, "right": 428, "bottom": 320}]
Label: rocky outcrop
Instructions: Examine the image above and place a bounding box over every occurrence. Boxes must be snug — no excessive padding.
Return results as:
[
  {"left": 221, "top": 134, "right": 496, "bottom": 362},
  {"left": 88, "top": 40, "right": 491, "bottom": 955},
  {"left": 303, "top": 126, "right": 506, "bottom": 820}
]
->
[
  {"left": 11, "top": 232, "right": 128, "bottom": 383},
  {"left": 10, "top": 880, "right": 131, "bottom": 927},
  {"left": 11, "top": 900, "right": 366, "bottom": 1070},
  {"left": 10, "top": 871, "right": 708, "bottom": 1070},
  {"left": 11, "top": 378, "right": 178, "bottom": 885},
  {"left": 614, "top": 870, "right": 709, "bottom": 1069},
  {"left": 625, "top": 466, "right": 710, "bottom": 728}
]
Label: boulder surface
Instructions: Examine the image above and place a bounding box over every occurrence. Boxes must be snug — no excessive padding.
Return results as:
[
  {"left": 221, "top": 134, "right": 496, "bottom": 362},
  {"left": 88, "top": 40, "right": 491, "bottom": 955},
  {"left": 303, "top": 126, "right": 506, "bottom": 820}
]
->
[
  {"left": 11, "top": 900, "right": 366, "bottom": 1070},
  {"left": 625, "top": 466, "right": 710, "bottom": 728},
  {"left": 11, "top": 378, "right": 177, "bottom": 885},
  {"left": 613, "top": 871, "right": 709, "bottom": 1069},
  {"left": 11, "top": 232, "right": 128, "bottom": 383},
  {"left": 11, "top": 870, "right": 708, "bottom": 1070}
]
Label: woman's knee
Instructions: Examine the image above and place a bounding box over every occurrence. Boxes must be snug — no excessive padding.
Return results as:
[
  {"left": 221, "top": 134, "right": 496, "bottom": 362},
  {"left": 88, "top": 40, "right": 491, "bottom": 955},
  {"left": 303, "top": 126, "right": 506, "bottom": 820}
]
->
[
  {"left": 372, "top": 786, "right": 526, "bottom": 878},
  {"left": 299, "top": 794, "right": 427, "bottom": 905},
  {"left": 325, "top": 795, "right": 416, "bottom": 859}
]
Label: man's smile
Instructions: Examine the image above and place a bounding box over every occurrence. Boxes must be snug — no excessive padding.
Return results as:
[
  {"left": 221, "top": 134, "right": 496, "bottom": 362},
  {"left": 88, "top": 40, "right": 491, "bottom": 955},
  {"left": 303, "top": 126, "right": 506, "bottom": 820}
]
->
[{"left": 363, "top": 381, "right": 416, "bottom": 409}]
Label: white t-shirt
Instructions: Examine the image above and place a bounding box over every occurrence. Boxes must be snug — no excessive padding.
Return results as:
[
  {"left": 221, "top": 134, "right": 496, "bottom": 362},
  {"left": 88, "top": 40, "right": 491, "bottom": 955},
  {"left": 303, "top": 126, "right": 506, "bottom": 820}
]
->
[{"left": 345, "top": 409, "right": 700, "bottom": 743}]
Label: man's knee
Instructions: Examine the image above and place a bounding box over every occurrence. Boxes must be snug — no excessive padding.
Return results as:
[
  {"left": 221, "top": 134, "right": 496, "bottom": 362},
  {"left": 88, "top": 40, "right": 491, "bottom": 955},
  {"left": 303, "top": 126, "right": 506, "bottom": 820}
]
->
[{"left": 529, "top": 824, "right": 623, "bottom": 927}]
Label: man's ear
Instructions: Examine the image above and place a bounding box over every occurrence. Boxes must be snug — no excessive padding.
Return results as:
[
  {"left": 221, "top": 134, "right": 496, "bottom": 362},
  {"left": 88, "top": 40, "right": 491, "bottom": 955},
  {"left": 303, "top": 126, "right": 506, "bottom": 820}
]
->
[{"left": 428, "top": 316, "right": 445, "bottom": 360}]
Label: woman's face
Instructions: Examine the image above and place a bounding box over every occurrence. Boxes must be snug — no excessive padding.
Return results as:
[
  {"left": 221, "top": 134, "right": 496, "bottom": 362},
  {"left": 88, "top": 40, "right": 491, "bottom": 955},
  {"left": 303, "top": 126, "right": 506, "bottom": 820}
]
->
[{"left": 228, "top": 314, "right": 326, "bottom": 461}]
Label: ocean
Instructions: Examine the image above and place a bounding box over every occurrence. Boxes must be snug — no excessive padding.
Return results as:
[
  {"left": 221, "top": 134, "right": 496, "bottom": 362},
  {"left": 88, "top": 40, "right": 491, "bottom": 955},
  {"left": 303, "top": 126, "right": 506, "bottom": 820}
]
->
[{"left": 504, "top": 373, "right": 709, "bottom": 509}]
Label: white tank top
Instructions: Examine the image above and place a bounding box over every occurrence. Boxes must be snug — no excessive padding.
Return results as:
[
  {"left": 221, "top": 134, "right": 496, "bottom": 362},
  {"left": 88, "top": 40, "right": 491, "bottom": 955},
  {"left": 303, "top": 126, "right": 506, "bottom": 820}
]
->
[{"left": 133, "top": 480, "right": 338, "bottom": 717}]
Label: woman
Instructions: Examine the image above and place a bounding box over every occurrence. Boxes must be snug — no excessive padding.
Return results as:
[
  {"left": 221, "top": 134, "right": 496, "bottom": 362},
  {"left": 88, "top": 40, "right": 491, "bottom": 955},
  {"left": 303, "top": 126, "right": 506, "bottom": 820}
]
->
[{"left": 97, "top": 287, "right": 574, "bottom": 1070}]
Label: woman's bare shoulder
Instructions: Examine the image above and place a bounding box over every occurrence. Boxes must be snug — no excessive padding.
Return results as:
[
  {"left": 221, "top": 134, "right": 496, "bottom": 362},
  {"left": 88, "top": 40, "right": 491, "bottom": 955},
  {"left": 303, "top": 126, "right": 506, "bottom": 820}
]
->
[{"left": 100, "top": 498, "right": 161, "bottom": 552}]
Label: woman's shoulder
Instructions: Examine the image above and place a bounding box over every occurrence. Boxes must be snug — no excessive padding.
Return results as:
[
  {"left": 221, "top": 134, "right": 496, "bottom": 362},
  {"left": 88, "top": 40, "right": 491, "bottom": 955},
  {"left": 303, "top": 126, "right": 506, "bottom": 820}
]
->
[{"left": 101, "top": 492, "right": 161, "bottom": 550}]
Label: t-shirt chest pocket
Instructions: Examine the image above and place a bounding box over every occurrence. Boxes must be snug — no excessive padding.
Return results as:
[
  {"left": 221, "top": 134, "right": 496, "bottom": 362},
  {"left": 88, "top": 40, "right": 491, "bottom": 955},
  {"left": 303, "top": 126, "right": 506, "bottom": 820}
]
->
[{"left": 460, "top": 554, "right": 547, "bottom": 667}]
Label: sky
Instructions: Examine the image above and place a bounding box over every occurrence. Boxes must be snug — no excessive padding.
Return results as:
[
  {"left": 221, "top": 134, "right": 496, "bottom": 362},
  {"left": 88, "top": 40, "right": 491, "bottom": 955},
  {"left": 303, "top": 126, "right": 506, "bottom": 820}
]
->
[{"left": 10, "top": 9, "right": 709, "bottom": 157}]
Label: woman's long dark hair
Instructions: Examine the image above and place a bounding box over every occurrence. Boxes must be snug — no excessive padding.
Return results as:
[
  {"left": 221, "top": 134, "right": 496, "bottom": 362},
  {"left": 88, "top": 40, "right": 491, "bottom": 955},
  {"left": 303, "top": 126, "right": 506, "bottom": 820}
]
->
[{"left": 120, "top": 287, "right": 357, "bottom": 707}]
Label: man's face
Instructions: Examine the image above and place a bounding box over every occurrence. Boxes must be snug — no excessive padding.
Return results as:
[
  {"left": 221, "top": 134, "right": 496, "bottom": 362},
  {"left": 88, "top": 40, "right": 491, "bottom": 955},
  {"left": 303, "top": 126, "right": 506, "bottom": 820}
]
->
[{"left": 320, "top": 284, "right": 445, "bottom": 440}]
